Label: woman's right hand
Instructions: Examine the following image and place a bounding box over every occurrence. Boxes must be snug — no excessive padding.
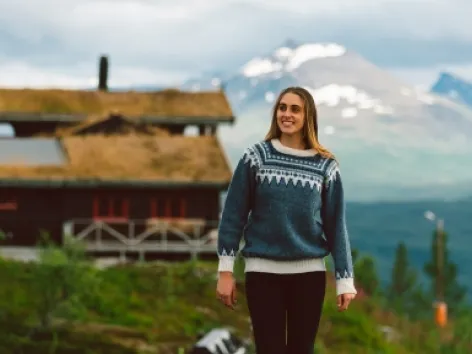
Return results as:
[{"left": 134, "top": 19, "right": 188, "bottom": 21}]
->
[{"left": 216, "top": 271, "right": 237, "bottom": 310}]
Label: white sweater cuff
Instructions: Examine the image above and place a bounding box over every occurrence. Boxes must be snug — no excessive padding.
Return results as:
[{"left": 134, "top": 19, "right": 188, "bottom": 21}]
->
[
  {"left": 218, "top": 256, "right": 235, "bottom": 272},
  {"left": 336, "top": 277, "right": 357, "bottom": 296}
]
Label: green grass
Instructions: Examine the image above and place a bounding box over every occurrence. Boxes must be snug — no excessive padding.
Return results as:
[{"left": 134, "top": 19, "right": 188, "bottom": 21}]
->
[{"left": 0, "top": 256, "right": 468, "bottom": 353}]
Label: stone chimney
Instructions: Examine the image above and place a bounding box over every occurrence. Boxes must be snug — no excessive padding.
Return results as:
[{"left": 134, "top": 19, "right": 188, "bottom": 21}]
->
[{"left": 98, "top": 55, "right": 109, "bottom": 91}]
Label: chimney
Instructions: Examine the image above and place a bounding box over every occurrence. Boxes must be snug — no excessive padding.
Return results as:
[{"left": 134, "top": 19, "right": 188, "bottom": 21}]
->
[{"left": 98, "top": 55, "right": 109, "bottom": 91}]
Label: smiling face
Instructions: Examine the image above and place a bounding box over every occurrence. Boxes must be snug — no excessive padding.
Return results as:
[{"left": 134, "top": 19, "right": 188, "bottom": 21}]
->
[
  {"left": 265, "top": 86, "right": 334, "bottom": 158},
  {"left": 276, "top": 92, "right": 305, "bottom": 138}
]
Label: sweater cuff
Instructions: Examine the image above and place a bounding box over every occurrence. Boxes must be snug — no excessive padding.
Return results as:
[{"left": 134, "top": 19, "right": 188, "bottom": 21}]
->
[
  {"left": 336, "top": 277, "right": 357, "bottom": 296},
  {"left": 218, "top": 256, "right": 236, "bottom": 273}
]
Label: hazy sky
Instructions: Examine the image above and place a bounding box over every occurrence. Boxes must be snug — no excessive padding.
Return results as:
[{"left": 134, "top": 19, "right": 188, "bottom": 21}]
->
[{"left": 0, "top": 0, "right": 470, "bottom": 89}]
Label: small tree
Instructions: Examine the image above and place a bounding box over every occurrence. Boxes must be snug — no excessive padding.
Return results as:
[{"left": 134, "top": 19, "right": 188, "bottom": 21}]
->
[
  {"left": 423, "top": 229, "right": 468, "bottom": 316},
  {"left": 387, "top": 242, "right": 418, "bottom": 314},
  {"left": 354, "top": 254, "right": 380, "bottom": 296},
  {"left": 30, "top": 232, "right": 101, "bottom": 328},
  {"left": 351, "top": 248, "right": 360, "bottom": 264}
]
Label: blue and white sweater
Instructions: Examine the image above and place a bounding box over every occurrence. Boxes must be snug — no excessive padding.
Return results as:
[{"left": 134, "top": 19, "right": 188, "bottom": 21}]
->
[{"left": 217, "top": 139, "right": 357, "bottom": 296}]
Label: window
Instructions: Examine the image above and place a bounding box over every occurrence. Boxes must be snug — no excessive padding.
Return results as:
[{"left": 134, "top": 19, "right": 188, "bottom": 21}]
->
[
  {"left": 93, "top": 196, "right": 129, "bottom": 220},
  {"left": 0, "top": 192, "right": 17, "bottom": 211},
  {"left": 150, "top": 197, "right": 186, "bottom": 219}
]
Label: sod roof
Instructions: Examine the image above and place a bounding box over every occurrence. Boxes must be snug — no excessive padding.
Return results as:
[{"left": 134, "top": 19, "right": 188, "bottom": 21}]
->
[
  {"left": 0, "top": 135, "right": 232, "bottom": 186},
  {"left": 0, "top": 88, "right": 234, "bottom": 121}
]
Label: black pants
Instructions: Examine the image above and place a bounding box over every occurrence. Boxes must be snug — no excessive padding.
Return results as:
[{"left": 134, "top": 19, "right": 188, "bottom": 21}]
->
[{"left": 245, "top": 271, "right": 326, "bottom": 354}]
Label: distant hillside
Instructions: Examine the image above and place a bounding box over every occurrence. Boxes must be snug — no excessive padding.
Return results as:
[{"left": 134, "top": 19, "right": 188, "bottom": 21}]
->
[
  {"left": 345, "top": 197, "right": 472, "bottom": 300},
  {"left": 431, "top": 72, "right": 472, "bottom": 108}
]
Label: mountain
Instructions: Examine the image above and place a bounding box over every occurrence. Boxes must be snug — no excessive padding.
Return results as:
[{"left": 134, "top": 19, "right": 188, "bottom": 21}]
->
[
  {"left": 183, "top": 40, "right": 472, "bottom": 202},
  {"left": 431, "top": 72, "right": 472, "bottom": 108}
]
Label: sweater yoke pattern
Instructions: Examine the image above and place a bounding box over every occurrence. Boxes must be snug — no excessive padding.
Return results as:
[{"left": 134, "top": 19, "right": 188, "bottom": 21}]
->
[{"left": 243, "top": 141, "right": 338, "bottom": 191}]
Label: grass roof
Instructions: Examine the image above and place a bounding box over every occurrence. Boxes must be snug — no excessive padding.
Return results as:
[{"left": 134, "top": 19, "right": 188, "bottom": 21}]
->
[
  {"left": 54, "top": 115, "right": 170, "bottom": 137},
  {"left": 0, "top": 88, "right": 234, "bottom": 119},
  {"left": 0, "top": 135, "right": 232, "bottom": 184}
]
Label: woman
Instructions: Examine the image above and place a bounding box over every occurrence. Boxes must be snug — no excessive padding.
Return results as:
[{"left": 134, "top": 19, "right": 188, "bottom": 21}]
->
[{"left": 216, "top": 86, "right": 357, "bottom": 354}]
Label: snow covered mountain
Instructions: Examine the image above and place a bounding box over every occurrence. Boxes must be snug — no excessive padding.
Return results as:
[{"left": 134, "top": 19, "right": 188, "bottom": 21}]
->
[
  {"left": 431, "top": 72, "right": 472, "bottom": 108},
  {"left": 182, "top": 40, "right": 472, "bottom": 201}
]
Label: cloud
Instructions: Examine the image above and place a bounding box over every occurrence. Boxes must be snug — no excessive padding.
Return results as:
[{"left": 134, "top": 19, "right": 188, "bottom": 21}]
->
[
  {"left": 241, "top": 0, "right": 472, "bottom": 40},
  {"left": 0, "top": 59, "right": 189, "bottom": 88},
  {"left": 0, "top": 1, "right": 224, "bottom": 62},
  {"left": 2, "top": 0, "right": 472, "bottom": 57},
  {"left": 0, "top": 0, "right": 471, "bottom": 87}
]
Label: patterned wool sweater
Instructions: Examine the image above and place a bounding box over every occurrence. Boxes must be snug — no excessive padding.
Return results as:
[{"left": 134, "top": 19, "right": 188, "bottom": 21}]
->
[{"left": 217, "top": 139, "right": 357, "bottom": 296}]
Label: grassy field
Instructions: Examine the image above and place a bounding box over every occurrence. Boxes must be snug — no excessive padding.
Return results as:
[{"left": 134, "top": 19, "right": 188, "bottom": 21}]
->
[{"left": 0, "top": 252, "right": 469, "bottom": 354}]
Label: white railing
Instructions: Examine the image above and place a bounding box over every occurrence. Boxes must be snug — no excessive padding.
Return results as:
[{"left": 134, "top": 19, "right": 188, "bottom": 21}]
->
[{"left": 62, "top": 218, "right": 219, "bottom": 259}]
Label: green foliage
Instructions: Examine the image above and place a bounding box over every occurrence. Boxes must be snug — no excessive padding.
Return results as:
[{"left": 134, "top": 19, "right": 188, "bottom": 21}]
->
[
  {"left": 321, "top": 302, "right": 393, "bottom": 353},
  {"left": 351, "top": 248, "right": 360, "bottom": 264},
  {"left": 0, "top": 233, "right": 141, "bottom": 353},
  {"left": 443, "top": 308, "right": 472, "bottom": 353},
  {"left": 423, "top": 230, "right": 468, "bottom": 315},
  {"left": 31, "top": 232, "right": 102, "bottom": 328},
  {"left": 0, "top": 256, "right": 470, "bottom": 353},
  {"left": 387, "top": 242, "right": 418, "bottom": 314},
  {"left": 0, "top": 321, "right": 137, "bottom": 354},
  {"left": 0, "top": 227, "right": 471, "bottom": 353},
  {"left": 353, "top": 253, "right": 380, "bottom": 296}
]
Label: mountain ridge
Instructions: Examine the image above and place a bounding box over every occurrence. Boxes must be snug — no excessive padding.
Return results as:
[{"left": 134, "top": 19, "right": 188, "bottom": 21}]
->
[
  {"left": 182, "top": 40, "right": 472, "bottom": 201},
  {"left": 431, "top": 71, "right": 472, "bottom": 108}
]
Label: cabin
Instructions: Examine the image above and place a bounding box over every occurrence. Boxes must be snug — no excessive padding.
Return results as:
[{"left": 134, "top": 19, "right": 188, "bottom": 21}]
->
[{"left": 0, "top": 57, "right": 235, "bottom": 260}]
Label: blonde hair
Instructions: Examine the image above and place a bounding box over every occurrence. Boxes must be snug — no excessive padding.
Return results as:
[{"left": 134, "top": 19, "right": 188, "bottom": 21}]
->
[{"left": 264, "top": 86, "right": 335, "bottom": 159}]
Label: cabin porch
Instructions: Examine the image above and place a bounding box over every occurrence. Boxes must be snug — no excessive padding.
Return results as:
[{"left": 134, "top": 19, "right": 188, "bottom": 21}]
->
[{"left": 62, "top": 217, "right": 220, "bottom": 261}]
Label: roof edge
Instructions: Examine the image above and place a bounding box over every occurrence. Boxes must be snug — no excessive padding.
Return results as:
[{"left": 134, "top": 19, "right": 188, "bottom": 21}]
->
[
  {"left": 0, "top": 113, "right": 235, "bottom": 124},
  {"left": 0, "top": 112, "right": 87, "bottom": 122},
  {"left": 0, "top": 178, "right": 230, "bottom": 189},
  {"left": 141, "top": 115, "right": 235, "bottom": 124}
]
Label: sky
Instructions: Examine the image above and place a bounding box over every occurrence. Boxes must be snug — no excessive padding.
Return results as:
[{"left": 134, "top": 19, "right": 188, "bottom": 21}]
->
[{"left": 0, "top": 0, "right": 471, "bottom": 89}]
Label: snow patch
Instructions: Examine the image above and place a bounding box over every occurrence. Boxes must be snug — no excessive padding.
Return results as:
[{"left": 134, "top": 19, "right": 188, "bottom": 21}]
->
[
  {"left": 274, "top": 47, "right": 293, "bottom": 60},
  {"left": 342, "top": 107, "right": 358, "bottom": 118},
  {"left": 416, "top": 93, "right": 435, "bottom": 105},
  {"left": 241, "top": 43, "right": 346, "bottom": 77},
  {"left": 411, "top": 86, "right": 435, "bottom": 104},
  {"left": 404, "top": 86, "right": 435, "bottom": 104},
  {"left": 374, "top": 105, "right": 394, "bottom": 115},
  {"left": 358, "top": 100, "right": 375, "bottom": 110},
  {"left": 400, "top": 87, "right": 412, "bottom": 96},
  {"left": 242, "top": 58, "right": 282, "bottom": 77},
  {"left": 304, "top": 84, "right": 394, "bottom": 116},
  {"left": 305, "top": 84, "right": 375, "bottom": 108},
  {"left": 285, "top": 43, "right": 346, "bottom": 70}
]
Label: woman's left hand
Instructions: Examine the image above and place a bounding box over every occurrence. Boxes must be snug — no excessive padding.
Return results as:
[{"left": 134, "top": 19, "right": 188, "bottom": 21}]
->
[{"left": 337, "top": 293, "right": 356, "bottom": 312}]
